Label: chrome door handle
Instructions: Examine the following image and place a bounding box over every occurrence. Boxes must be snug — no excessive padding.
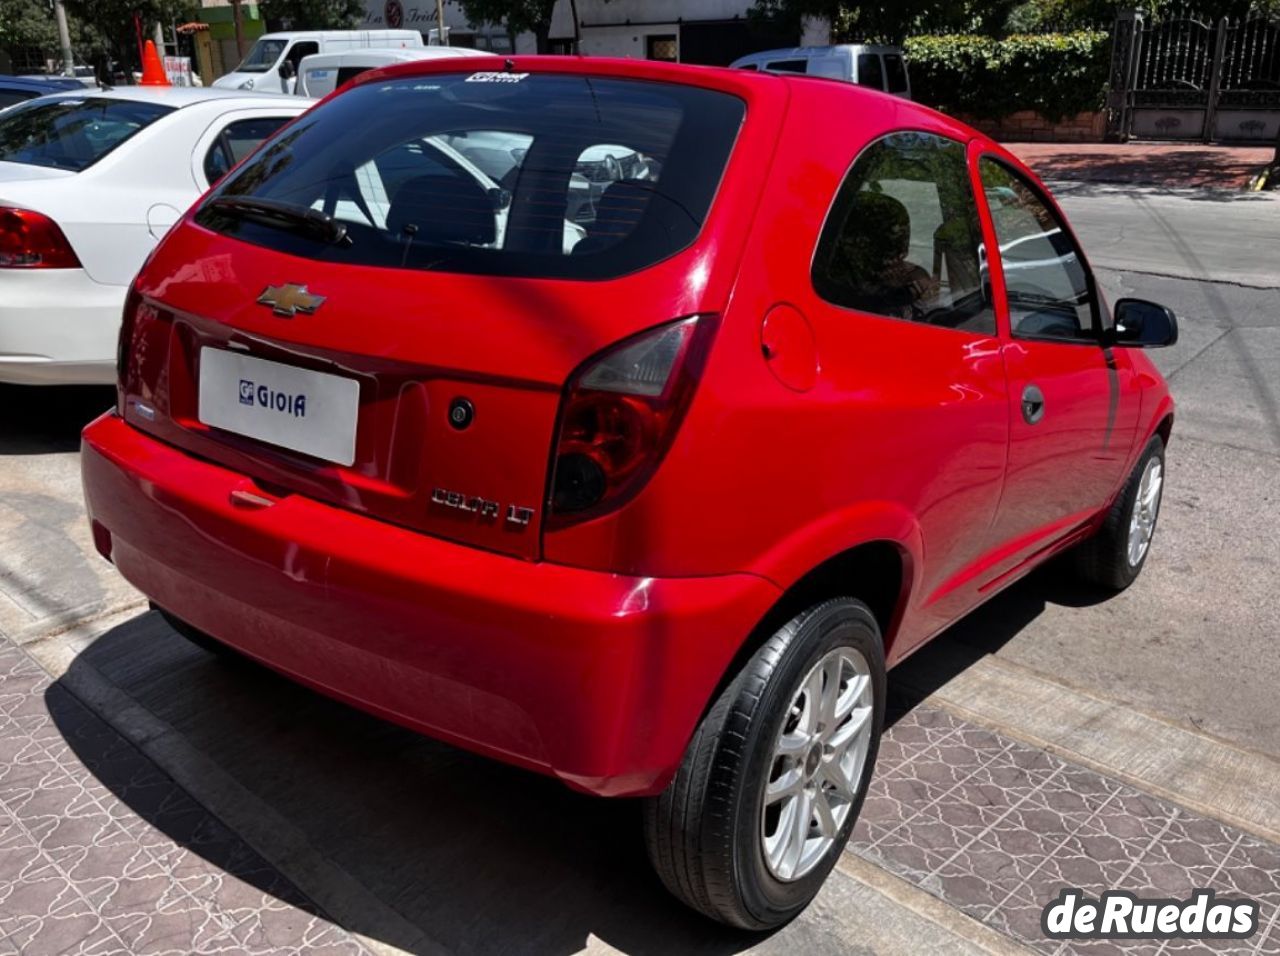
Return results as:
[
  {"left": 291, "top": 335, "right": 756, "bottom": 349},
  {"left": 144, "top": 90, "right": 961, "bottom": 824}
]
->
[{"left": 1021, "top": 384, "right": 1046, "bottom": 425}]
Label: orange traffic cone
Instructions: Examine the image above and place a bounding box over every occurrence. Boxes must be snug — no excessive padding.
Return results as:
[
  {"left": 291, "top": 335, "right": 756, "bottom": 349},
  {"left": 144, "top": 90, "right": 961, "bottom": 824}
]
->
[{"left": 139, "top": 40, "right": 170, "bottom": 87}]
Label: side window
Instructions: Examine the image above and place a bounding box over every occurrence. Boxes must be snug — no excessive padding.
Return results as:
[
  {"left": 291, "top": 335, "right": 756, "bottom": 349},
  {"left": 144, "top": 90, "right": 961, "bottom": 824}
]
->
[
  {"left": 336, "top": 66, "right": 372, "bottom": 87},
  {"left": 979, "top": 158, "right": 1095, "bottom": 342},
  {"left": 203, "top": 117, "right": 290, "bottom": 185},
  {"left": 812, "top": 131, "right": 996, "bottom": 335},
  {"left": 807, "top": 55, "right": 847, "bottom": 80},
  {"left": 738, "top": 63, "right": 760, "bottom": 71},
  {"left": 0, "top": 91, "right": 33, "bottom": 110},
  {"left": 765, "top": 59, "right": 808, "bottom": 73},
  {"left": 287, "top": 41, "right": 319, "bottom": 72},
  {"left": 856, "top": 53, "right": 885, "bottom": 90},
  {"left": 884, "top": 55, "right": 909, "bottom": 94}
]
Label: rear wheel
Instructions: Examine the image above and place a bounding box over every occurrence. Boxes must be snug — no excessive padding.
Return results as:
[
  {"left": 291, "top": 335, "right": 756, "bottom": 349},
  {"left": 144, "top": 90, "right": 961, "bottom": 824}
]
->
[
  {"left": 643, "top": 598, "right": 885, "bottom": 929},
  {"left": 1075, "top": 434, "right": 1166, "bottom": 590}
]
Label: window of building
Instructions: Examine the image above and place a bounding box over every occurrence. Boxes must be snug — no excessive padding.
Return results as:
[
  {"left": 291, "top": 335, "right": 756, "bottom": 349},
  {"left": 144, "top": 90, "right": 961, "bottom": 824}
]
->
[{"left": 646, "top": 35, "right": 678, "bottom": 62}]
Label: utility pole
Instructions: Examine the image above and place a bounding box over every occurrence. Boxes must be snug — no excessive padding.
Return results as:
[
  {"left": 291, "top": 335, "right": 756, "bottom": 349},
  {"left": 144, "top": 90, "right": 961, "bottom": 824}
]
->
[
  {"left": 569, "top": 0, "right": 580, "bottom": 52},
  {"left": 231, "top": 0, "right": 248, "bottom": 58},
  {"left": 436, "top": 0, "right": 448, "bottom": 45},
  {"left": 54, "top": 0, "right": 75, "bottom": 76}
]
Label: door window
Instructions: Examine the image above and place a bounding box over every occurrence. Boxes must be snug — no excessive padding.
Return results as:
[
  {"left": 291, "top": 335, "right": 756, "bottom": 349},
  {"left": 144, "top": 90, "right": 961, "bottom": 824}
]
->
[
  {"left": 203, "top": 116, "right": 291, "bottom": 185},
  {"left": 287, "top": 41, "right": 320, "bottom": 73},
  {"left": 0, "top": 91, "right": 33, "bottom": 110},
  {"left": 856, "top": 53, "right": 884, "bottom": 90},
  {"left": 979, "top": 157, "right": 1096, "bottom": 342},
  {"left": 812, "top": 131, "right": 996, "bottom": 335},
  {"left": 765, "top": 59, "right": 807, "bottom": 73}
]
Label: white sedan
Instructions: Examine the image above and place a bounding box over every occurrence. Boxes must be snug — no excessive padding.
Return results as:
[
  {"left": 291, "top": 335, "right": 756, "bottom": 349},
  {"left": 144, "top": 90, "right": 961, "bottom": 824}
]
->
[{"left": 0, "top": 86, "right": 307, "bottom": 385}]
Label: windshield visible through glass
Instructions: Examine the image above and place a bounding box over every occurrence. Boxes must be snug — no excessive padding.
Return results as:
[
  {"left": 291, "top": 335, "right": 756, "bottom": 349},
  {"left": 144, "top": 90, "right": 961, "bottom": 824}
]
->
[
  {"left": 236, "top": 38, "right": 287, "bottom": 73},
  {"left": 0, "top": 97, "right": 173, "bottom": 172}
]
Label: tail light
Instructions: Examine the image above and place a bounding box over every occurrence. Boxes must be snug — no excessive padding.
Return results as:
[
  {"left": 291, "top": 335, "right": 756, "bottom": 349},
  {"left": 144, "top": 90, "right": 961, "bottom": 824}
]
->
[
  {"left": 115, "top": 283, "right": 161, "bottom": 414},
  {"left": 0, "top": 206, "right": 80, "bottom": 268},
  {"left": 548, "top": 316, "right": 715, "bottom": 528}
]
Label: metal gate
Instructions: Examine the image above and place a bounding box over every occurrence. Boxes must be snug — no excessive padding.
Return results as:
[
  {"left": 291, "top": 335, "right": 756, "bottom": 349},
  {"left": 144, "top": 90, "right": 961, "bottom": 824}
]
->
[{"left": 1107, "top": 9, "right": 1280, "bottom": 142}]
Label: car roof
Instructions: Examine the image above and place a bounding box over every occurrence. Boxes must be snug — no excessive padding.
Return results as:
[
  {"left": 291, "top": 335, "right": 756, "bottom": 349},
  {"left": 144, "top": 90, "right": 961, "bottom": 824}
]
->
[
  {"left": 301, "top": 47, "right": 490, "bottom": 68},
  {"left": 735, "top": 44, "right": 904, "bottom": 61},
  {"left": 28, "top": 85, "right": 301, "bottom": 108},
  {"left": 0, "top": 74, "right": 85, "bottom": 93}
]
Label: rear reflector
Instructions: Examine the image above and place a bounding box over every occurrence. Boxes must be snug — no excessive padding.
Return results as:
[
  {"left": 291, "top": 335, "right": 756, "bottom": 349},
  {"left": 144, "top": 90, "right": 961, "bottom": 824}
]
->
[{"left": 0, "top": 206, "right": 80, "bottom": 268}]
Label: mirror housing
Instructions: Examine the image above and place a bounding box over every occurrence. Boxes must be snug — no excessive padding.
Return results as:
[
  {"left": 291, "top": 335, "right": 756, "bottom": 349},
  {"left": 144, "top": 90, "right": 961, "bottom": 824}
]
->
[
  {"left": 278, "top": 59, "right": 296, "bottom": 80},
  {"left": 1111, "top": 298, "right": 1178, "bottom": 348}
]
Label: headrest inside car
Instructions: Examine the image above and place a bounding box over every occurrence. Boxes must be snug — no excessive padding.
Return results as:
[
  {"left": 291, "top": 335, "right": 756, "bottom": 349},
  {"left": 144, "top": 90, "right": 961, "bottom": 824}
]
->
[{"left": 387, "top": 174, "right": 497, "bottom": 246}]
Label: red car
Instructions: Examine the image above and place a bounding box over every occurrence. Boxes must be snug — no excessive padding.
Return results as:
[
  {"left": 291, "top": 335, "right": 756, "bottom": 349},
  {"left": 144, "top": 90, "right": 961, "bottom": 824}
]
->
[{"left": 81, "top": 57, "right": 1176, "bottom": 928}]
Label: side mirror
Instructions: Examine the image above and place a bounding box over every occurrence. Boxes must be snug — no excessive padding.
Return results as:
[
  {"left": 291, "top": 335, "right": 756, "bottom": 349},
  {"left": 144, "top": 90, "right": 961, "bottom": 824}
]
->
[
  {"left": 1112, "top": 298, "right": 1178, "bottom": 348},
  {"left": 278, "top": 60, "right": 296, "bottom": 80}
]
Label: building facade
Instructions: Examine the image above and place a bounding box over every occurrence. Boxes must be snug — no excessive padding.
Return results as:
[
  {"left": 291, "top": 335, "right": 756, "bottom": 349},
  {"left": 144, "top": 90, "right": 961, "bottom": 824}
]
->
[
  {"left": 542, "top": 0, "right": 829, "bottom": 64},
  {"left": 358, "top": 0, "right": 830, "bottom": 63}
]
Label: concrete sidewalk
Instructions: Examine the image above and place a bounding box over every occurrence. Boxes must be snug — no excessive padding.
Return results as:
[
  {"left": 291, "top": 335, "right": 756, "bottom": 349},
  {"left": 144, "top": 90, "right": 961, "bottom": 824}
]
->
[{"left": 1009, "top": 142, "right": 1272, "bottom": 190}]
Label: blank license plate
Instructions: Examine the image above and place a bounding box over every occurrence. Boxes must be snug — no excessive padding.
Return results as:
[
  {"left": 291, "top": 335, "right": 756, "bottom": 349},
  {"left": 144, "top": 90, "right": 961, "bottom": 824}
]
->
[{"left": 197, "top": 348, "right": 360, "bottom": 466}]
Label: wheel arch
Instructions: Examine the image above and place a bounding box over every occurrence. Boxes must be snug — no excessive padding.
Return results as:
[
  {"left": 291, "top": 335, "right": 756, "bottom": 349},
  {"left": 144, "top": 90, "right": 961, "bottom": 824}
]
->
[{"left": 702, "top": 538, "right": 914, "bottom": 725}]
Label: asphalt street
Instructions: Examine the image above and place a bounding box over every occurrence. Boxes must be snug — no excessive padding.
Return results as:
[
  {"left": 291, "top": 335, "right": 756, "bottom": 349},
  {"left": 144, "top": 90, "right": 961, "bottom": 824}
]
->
[
  {"left": 0, "top": 182, "right": 1277, "bottom": 955},
  {"left": 898, "top": 184, "right": 1280, "bottom": 758}
]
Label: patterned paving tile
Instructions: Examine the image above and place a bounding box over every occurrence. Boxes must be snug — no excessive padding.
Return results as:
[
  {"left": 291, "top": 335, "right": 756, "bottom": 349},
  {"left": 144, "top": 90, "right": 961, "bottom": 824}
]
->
[
  {"left": 852, "top": 704, "right": 1280, "bottom": 956},
  {"left": 0, "top": 636, "right": 370, "bottom": 956}
]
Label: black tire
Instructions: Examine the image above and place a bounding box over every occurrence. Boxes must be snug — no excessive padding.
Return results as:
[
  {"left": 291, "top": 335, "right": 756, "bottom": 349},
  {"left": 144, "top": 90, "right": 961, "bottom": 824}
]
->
[
  {"left": 1075, "top": 434, "right": 1166, "bottom": 591},
  {"left": 154, "top": 606, "right": 246, "bottom": 664},
  {"left": 643, "top": 598, "right": 886, "bottom": 930}
]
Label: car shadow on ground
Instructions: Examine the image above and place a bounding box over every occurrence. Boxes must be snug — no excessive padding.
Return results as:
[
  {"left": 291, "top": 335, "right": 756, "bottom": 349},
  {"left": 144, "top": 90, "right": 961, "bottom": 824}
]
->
[
  {"left": 886, "top": 558, "right": 1115, "bottom": 721},
  {"left": 0, "top": 384, "right": 114, "bottom": 455},
  {"left": 46, "top": 561, "right": 1115, "bottom": 955},
  {"left": 50, "top": 610, "right": 775, "bottom": 956}
]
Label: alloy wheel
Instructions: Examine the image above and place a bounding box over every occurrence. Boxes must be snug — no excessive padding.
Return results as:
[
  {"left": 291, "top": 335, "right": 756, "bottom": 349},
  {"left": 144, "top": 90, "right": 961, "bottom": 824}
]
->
[
  {"left": 1127, "top": 457, "right": 1164, "bottom": 567},
  {"left": 761, "top": 646, "right": 875, "bottom": 881}
]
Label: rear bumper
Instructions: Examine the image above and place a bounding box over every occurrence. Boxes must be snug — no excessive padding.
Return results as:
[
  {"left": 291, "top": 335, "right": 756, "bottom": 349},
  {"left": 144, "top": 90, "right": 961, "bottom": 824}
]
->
[
  {"left": 0, "top": 270, "right": 123, "bottom": 385},
  {"left": 81, "top": 413, "right": 780, "bottom": 796}
]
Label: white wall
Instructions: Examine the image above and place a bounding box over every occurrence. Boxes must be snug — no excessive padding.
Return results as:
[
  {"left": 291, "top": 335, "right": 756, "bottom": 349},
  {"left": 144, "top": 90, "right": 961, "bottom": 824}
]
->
[{"left": 545, "top": 0, "right": 830, "bottom": 59}]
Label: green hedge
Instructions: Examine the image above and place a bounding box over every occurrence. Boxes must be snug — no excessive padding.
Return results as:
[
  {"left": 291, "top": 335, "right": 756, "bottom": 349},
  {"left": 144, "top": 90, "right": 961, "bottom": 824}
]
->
[{"left": 904, "top": 31, "right": 1111, "bottom": 122}]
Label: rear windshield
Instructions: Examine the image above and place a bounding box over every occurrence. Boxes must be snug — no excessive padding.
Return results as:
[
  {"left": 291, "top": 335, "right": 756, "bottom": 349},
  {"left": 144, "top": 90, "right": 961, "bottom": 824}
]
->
[
  {"left": 194, "top": 72, "right": 746, "bottom": 280},
  {"left": 0, "top": 97, "right": 173, "bottom": 172},
  {"left": 885, "top": 54, "right": 909, "bottom": 94}
]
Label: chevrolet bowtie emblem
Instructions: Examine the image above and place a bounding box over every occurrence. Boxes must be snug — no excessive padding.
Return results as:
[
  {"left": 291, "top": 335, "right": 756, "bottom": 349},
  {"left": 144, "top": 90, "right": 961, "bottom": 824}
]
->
[{"left": 257, "top": 284, "right": 325, "bottom": 318}]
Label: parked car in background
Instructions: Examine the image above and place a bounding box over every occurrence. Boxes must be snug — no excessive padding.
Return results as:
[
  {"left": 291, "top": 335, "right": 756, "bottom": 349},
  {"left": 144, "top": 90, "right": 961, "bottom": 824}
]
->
[
  {"left": 296, "top": 46, "right": 494, "bottom": 98},
  {"left": 83, "top": 57, "right": 1175, "bottom": 931},
  {"left": 213, "top": 30, "right": 424, "bottom": 94},
  {"left": 0, "top": 74, "right": 87, "bottom": 111},
  {"left": 731, "top": 44, "right": 912, "bottom": 99},
  {"left": 0, "top": 86, "right": 306, "bottom": 384}
]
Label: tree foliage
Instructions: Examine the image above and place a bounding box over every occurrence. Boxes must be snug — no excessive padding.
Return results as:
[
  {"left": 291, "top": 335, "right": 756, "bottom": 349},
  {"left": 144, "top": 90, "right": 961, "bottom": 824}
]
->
[
  {"left": 455, "top": 0, "right": 558, "bottom": 49},
  {"left": 258, "top": 0, "right": 364, "bottom": 30},
  {"left": 751, "top": 0, "right": 1280, "bottom": 42},
  {"left": 905, "top": 30, "right": 1111, "bottom": 120}
]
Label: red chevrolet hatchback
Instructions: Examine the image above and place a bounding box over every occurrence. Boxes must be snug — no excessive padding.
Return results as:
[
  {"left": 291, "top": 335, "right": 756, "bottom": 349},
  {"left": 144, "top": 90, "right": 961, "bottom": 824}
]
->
[{"left": 82, "top": 57, "right": 1176, "bottom": 928}]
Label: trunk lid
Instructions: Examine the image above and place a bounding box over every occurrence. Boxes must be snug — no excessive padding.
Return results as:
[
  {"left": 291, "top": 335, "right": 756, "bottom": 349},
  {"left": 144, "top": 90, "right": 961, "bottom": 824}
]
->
[
  {"left": 123, "top": 221, "right": 736, "bottom": 559},
  {"left": 119, "top": 63, "right": 782, "bottom": 559}
]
